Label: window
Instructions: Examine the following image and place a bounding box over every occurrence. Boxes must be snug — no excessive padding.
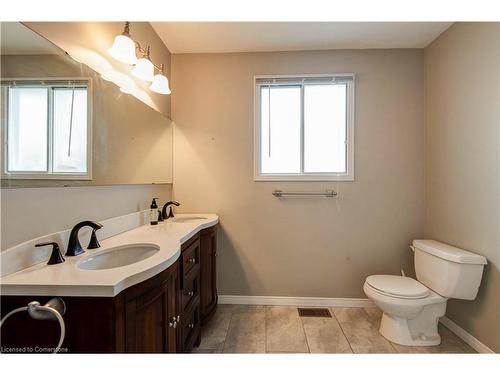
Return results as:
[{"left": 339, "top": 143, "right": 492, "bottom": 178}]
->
[
  {"left": 1, "top": 80, "right": 91, "bottom": 179},
  {"left": 254, "top": 74, "right": 354, "bottom": 181}
]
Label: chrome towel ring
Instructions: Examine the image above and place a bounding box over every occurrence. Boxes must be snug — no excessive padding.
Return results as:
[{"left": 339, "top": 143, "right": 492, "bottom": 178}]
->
[{"left": 0, "top": 297, "right": 66, "bottom": 353}]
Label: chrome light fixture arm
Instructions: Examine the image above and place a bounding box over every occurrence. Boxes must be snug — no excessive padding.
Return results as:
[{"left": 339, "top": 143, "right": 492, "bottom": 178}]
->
[{"left": 133, "top": 41, "right": 165, "bottom": 74}]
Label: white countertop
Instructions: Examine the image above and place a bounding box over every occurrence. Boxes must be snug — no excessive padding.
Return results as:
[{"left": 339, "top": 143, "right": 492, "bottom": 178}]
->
[{"left": 0, "top": 214, "right": 218, "bottom": 297}]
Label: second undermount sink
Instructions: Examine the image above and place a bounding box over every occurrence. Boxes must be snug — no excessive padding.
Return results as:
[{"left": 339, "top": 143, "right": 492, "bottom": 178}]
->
[
  {"left": 170, "top": 216, "right": 208, "bottom": 223},
  {"left": 78, "top": 244, "right": 159, "bottom": 270}
]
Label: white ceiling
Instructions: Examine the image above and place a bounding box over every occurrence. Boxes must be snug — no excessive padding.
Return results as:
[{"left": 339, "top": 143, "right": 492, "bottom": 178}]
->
[
  {"left": 1, "top": 22, "right": 62, "bottom": 55},
  {"left": 151, "top": 22, "right": 452, "bottom": 54}
]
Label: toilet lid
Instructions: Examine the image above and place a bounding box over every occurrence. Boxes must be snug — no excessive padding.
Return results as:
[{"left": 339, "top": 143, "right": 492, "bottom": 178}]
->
[{"left": 366, "top": 275, "right": 430, "bottom": 299}]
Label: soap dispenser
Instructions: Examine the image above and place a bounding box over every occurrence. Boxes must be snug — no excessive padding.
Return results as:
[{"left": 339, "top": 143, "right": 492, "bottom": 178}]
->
[{"left": 150, "top": 198, "right": 159, "bottom": 225}]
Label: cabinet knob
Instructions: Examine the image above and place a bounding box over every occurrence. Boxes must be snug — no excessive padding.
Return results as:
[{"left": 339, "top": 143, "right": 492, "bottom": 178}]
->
[
  {"left": 185, "top": 290, "right": 194, "bottom": 297},
  {"left": 188, "top": 323, "right": 195, "bottom": 329},
  {"left": 187, "top": 258, "right": 196, "bottom": 264},
  {"left": 168, "top": 316, "right": 178, "bottom": 328}
]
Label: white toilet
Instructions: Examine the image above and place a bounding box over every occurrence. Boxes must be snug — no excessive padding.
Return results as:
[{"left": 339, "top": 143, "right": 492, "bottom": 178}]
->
[{"left": 363, "top": 239, "right": 487, "bottom": 346}]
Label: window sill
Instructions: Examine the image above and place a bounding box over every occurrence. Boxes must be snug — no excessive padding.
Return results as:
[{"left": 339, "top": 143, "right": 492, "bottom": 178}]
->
[
  {"left": 2, "top": 174, "right": 92, "bottom": 181},
  {"left": 254, "top": 174, "right": 354, "bottom": 182}
]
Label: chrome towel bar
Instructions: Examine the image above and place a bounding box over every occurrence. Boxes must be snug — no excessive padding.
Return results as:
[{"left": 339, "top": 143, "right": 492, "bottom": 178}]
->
[{"left": 272, "top": 189, "right": 337, "bottom": 198}]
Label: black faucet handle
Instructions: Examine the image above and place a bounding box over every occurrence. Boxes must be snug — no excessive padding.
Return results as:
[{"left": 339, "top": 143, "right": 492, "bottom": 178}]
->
[
  {"left": 35, "top": 241, "right": 59, "bottom": 249},
  {"left": 35, "top": 242, "right": 65, "bottom": 265},
  {"left": 87, "top": 228, "right": 101, "bottom": 249}
]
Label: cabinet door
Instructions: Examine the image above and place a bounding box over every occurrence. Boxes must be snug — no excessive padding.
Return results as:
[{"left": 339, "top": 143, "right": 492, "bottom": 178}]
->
[
  {"left": 200, "top": 226, "right": 218, "bottom": 322},
  {"left": 125, "top": 284, "right": 168, "bottom": 353},
  {"left": 124, "top": 263, "right": 181, "bottom": 353}
]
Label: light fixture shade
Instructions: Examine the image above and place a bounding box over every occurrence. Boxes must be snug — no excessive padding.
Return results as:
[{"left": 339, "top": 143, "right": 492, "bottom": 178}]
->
[
  {"left": 149, "top": 74, "right": 171, "bottom": 95},
  {"left": 132, "top": 58, "right": 155, "bottom": 82},
  {"left": 108, "top": 34, "right": 137, "bottom": 65}
]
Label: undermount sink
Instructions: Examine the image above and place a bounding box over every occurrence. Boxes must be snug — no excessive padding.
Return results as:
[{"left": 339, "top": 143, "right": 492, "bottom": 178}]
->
[
  {"left": 78, "top": 244, "right": 159, "bottom": 270},
  {"left": 171, "top": 216, "right": 208, "bottom": 223}
]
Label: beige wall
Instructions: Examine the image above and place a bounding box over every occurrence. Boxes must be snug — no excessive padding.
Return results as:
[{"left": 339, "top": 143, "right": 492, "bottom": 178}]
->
[
  {"left": 424, "top": 22, "right": 500, "bottom": 352},
  {"left": 172, "top": 49, "right": 424, "bottom": 298},
  {"left": 0, "top": 184, "right": 172, "bottom": 250}
]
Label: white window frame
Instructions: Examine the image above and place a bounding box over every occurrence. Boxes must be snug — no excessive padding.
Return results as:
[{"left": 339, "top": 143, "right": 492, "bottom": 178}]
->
[
  {"left": 1, "top": 78, "right": 92, "bottom": 180},
  {"left": 253, "top": 73, "right": 355, "bottom": 181}
]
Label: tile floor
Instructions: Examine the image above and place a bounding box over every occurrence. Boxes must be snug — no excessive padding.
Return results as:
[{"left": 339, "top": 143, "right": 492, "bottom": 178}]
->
[{"left": 192, "top": 305, "right": 476, "bottom": 354}]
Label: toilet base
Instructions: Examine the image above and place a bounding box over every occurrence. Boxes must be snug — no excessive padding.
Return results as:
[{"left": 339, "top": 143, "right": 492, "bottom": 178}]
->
[
  {"left": 379, "top": 313, "right": 441, "bottom": 346},
  {"left": 379, "top": 298, "right": 447, "bottom": 346},
  {"left": 363, "top": 279, "right": 448, "bottom": 346}
]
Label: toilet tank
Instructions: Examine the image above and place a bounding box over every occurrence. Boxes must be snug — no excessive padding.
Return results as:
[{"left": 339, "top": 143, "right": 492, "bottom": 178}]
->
[{"left": 412, "top": 240, "right": 487, "bottom": 300}]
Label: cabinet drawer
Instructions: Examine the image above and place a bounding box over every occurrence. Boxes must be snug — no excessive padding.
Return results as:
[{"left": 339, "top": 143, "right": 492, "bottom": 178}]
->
[
  {"left": 181, "top": 274, "right": 199, "bottom": 312},
  {"left": 181, "top": 238, "right": 200, "bottom": 285},
  {"left": 182, "top": 305, "right": 200, "bottom": 350}
]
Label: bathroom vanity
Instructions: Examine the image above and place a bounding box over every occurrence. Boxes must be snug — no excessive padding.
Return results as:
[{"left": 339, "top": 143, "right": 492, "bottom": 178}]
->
[{"left": 0, "top": 215, "right": 218, "bottom": 353}]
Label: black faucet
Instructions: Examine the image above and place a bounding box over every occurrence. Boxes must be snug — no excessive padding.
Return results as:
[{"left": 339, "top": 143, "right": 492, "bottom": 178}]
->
[
  {"left": 66, "top": 221, "right": 103, "bottom": 256},
  {"left": 162, "top": 201, "right": 180, "bottom": 219}
]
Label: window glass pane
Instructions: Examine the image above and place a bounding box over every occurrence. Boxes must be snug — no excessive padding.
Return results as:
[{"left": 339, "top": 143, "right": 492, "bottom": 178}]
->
[
  {"left": 52, "top": 88, "right": 88, "bottom": 173},
  {"left": 304, "top": 84, "right": 347, "bottom": 173},
  {"left": 260, "top": 86, "right": 301, "bottom": 174},
  {"left": 7, "top": 87, "right": 48, "bottom": 172}
]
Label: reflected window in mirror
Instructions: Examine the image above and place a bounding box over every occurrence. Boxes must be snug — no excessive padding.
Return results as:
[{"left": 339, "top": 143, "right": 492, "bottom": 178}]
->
[{"left": 1, "top": 80, "right": 91, "bottom": 180}]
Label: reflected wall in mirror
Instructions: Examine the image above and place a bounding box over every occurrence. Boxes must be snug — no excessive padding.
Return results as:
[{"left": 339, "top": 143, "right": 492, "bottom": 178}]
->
[{"left": 0, "top": 22, "right": 172, "bottom": 187}]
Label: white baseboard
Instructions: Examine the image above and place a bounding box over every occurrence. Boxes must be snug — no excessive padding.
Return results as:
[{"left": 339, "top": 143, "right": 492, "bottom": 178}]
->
[
  {"left": 439, "top": 316, "right": 495, "bottom": 354},
  {"left": 219, "top": 295, "right": 375, "bottom": 308}
]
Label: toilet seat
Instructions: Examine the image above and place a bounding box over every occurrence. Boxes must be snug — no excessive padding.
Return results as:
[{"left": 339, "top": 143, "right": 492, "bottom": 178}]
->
[{"left": 365, "top": 275, "right": 430, "bottom": 299}]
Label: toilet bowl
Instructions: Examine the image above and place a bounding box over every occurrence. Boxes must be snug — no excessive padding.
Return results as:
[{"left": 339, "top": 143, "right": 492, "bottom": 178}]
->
[
  {"left": 363, "top": 276, "right": 447, "bottom": 346},
  {"left": 363, "top": 239, "right": 487, "bottom": 347}
]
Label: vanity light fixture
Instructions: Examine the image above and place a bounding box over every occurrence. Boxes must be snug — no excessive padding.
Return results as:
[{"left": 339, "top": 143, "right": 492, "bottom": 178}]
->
[
  {"left": 108, "top": 22, "right": 137, "bottom": 65},
  {"left": 149, "top": 64, "right": 171, "bottom": 95},
  {"left": 132, "top": 46, "right": 155, "bottom": 82},
  {"left": 109, "top": 22, "right": 171, "bottom": 95}
]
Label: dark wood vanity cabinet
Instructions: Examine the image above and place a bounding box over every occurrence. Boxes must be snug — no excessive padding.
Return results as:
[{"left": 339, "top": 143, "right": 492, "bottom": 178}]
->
[
  {"left": 200, "top": 225, "right": 218, "bottom": 323},
  {"left": 0, "top": 261, "right": 181, "bottom": 353},
  {"left": 0, "top": 224, "right": 218, "bottom": 354}
]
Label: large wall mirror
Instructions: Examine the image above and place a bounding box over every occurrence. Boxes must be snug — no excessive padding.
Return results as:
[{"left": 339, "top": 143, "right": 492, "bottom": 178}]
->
[{"left": 0, "top": 22, "right": 172, "bottom": 187}]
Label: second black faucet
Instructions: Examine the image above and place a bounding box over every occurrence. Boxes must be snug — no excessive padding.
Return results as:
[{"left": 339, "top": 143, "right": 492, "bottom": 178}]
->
[{"left": 162, "top": 201, "right": 180, "bottom": 220}]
